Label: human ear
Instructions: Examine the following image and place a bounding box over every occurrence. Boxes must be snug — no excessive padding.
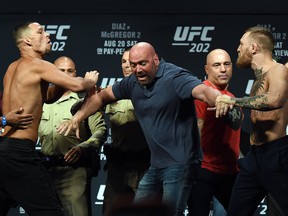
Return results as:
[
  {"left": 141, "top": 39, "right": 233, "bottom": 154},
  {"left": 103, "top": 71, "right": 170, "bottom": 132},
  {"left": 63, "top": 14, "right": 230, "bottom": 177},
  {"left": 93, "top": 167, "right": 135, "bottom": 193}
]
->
[{"left": 23, "top": 37, "right": 32, "bottom": 46}]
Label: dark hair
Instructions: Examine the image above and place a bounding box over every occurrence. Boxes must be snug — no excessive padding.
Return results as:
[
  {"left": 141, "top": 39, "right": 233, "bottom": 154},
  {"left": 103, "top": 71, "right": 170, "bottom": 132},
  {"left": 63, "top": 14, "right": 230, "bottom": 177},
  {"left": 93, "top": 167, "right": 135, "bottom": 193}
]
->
[{"left": 13, "top": 21, "right": 33, "bottom": 46}]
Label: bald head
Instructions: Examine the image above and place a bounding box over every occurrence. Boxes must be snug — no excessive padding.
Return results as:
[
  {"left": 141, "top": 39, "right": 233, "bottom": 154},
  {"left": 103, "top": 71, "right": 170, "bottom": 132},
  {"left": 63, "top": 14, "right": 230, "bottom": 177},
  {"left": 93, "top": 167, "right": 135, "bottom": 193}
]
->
[
  {"left": 54, "top": 56, "right": 76, "bottom": 77},
  {"left": 130, "top": 42, "right": 156, "bottom": 59},
  {"left": 54, "top": 56, "right": 75, "bottom": 67},
  {"left": 129, "top": 42, "right": 160, "bottom": 86},
  {"left": 206, "top": 49, "right": 231, "bottom": 65}
]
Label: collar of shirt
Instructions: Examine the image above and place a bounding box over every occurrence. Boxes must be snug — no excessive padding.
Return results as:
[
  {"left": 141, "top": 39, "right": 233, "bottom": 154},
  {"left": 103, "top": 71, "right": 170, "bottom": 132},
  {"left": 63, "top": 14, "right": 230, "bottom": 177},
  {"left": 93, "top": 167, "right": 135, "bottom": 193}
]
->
[{"left": 56, "top": 92, "right": 80, "bottom": 104}]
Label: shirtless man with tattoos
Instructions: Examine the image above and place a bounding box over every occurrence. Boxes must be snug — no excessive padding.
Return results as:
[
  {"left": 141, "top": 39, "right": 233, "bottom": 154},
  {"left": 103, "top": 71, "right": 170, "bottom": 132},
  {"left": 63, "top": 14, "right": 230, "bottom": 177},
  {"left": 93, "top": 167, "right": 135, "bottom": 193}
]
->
[{"left": 215, "top": 26, "right": 288, "bottom": 216}]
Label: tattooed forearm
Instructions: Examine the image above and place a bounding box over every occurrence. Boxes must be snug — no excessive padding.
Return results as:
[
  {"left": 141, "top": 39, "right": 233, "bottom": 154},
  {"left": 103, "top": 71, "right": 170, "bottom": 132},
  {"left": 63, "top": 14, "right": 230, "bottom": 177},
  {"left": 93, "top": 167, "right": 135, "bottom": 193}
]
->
[{"left": 232, "top": 95, "right": 270, "bottom": 110}]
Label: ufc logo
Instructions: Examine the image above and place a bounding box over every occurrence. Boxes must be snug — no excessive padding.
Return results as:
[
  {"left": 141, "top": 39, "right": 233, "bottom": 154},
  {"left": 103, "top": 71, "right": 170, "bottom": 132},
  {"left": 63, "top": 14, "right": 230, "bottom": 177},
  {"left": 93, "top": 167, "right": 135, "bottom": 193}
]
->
[
  {"left": 173, "top": 26, "right": 215, "bottom": 42},
  {"left": 42, "top": 25, "right": 70, "bottom": 40}
]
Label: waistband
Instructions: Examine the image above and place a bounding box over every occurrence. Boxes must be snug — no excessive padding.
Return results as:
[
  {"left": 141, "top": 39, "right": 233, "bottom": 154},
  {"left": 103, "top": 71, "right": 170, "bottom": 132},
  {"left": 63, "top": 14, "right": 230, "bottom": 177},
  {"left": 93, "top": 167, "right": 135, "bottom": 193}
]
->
[
  {"left": 0, "top": 136, "right": 36, "bottom": 151},
  {"left": 251, "top": 135, "right": 288, "bottom": 153}
]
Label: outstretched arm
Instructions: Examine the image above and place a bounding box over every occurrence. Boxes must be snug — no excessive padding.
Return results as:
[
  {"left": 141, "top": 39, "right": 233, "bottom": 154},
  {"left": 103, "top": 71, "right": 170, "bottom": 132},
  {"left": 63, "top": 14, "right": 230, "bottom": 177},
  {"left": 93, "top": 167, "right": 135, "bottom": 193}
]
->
[
  {"left": 217, "top": 94, "right": 272, "bottom": 110},
  {"left": 191, "top": 84, "right": 221, "bottom": 107},
  {"left": 45, "top": 70, "right": 99, "bottom": 103},
  {"left": 217, "top": 65, "right": 288, "bottom": 112},
  {"left": 57, "top": 85, "right": 117, "bottom": 137}
]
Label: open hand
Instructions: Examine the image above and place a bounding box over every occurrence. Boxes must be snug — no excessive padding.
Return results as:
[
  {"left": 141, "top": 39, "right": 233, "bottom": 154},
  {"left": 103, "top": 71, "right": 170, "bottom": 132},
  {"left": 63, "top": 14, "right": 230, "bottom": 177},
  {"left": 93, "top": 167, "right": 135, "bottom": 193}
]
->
[
  {"left": 64, "top": 146, "right": 82, "bottom": 164},
  {"left": 56, "top": 118, "right": 80, "bottom": 138},
  {"left": 6, "top": 107, "right": 34, "bottom": 129}
]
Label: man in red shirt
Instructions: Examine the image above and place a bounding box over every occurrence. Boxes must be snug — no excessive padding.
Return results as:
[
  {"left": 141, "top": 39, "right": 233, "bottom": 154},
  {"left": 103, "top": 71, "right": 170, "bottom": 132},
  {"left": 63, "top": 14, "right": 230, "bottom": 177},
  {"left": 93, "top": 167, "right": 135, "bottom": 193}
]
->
[{"left": 187, "top": 49, "right": 243, "bottom": 215}]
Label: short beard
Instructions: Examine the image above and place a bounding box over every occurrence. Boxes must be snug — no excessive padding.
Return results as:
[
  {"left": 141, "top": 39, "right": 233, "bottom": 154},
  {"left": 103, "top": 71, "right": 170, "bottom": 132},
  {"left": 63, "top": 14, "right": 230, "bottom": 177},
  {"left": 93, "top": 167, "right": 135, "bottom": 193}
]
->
[
  {"left": 45, "top": 48, "right": 52, "bottom": 55},
  {"left": 236, "top": 51, "right": 252, "bottom": 69}
]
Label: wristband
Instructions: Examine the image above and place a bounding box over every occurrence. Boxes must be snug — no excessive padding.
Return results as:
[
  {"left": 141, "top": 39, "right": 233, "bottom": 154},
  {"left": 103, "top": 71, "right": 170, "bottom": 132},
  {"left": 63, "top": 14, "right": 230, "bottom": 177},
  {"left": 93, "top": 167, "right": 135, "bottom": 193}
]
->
[{"left": 2, "top": 116, "right": 6, "bottom": 127}]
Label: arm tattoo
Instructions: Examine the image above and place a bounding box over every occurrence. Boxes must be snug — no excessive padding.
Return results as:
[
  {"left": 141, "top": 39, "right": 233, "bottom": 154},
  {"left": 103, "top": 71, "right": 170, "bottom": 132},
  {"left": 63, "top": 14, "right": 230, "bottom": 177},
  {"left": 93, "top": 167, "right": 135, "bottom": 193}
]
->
[
  {"left": 232, "top": 95, "right": 270, "bottom": 110},
  {"left": 232, "top": 68, "right": 270, "bottom": 110},
  {"left": 250, "top": 68, "right": 266, "bottom": 96}
]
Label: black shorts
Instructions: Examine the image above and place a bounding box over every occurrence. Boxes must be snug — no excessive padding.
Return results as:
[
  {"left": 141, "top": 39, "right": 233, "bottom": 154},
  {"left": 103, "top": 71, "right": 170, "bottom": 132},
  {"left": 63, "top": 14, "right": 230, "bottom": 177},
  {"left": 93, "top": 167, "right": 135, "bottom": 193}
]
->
[{"left": 0, "top": 137, "right": 64, "bottom": 216}]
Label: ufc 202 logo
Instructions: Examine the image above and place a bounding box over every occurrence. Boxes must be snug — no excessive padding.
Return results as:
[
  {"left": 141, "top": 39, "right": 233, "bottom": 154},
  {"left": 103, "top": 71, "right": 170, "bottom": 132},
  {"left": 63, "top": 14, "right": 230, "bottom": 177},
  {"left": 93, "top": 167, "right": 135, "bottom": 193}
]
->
[
  {"left": 172, "top": 26, "right": 215, "bottom": 53},
  {"left": 42, "top": 25, "right": 70, "bottom": 51}
]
